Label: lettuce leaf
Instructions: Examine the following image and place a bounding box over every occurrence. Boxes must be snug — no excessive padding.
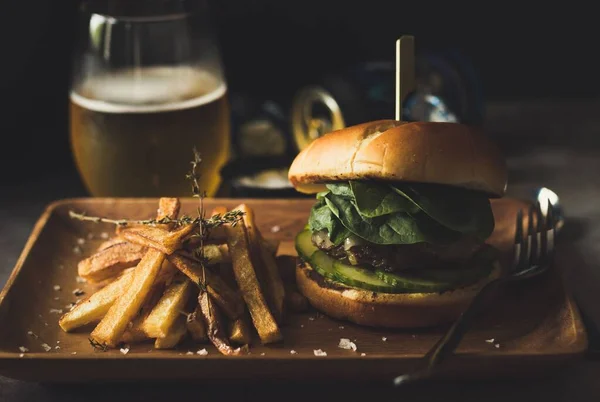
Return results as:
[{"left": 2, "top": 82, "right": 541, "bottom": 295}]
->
[{"left": 323, "top": 193, "right": 460, "bottom": 245}]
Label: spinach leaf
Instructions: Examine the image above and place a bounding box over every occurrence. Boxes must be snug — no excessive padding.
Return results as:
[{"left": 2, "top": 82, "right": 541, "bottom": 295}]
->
[
  {"left": 349, "top": 181, "right": 419, "bottom": 217},
  {"left": 391, "top": 183, "right": 494, "bottom": 240},
  {"left": 308, "top": 198, "right": 350, "bottom": 245},
  {"left": 324, "top": 193, "right": 458, "bottom": 245},
  {"left": 325, "top": 183, "right": 354, "bottom": 198}
]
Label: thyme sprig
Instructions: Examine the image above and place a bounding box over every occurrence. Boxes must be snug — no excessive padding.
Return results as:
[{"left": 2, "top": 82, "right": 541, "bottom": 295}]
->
[{"left": 68, "top": 210, "right": 243, "bottom": 230}]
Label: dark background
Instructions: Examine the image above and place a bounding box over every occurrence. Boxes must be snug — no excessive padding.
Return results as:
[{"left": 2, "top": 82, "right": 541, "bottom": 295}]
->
[{"left": 0, "top": 1, "right": 597, "bottom": 187}]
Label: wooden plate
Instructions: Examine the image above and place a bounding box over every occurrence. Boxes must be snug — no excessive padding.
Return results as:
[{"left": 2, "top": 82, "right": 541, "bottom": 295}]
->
[{"left": 0, "top": 197, "right": 588, "bottom": 383}]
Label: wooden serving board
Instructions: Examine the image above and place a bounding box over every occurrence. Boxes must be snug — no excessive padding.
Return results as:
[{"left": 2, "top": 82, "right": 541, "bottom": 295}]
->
[{"left": 0, "top": 197, "right": 588, "bottom": 383}]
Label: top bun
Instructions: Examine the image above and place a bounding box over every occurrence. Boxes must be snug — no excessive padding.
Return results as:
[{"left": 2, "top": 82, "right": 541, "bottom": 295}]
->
[{"left": 288, "top": 120, "right": 508, "bottom": 197}]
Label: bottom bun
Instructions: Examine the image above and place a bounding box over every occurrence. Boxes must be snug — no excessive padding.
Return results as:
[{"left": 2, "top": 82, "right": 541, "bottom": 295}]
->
[{"left": 295, "top": 261, "right": 502, "bottom": 329}]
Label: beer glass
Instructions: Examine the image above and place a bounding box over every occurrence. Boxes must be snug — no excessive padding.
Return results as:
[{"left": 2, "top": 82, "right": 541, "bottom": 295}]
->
[{"left": 70, "top": 0, "right": 230, "bottom": 197}]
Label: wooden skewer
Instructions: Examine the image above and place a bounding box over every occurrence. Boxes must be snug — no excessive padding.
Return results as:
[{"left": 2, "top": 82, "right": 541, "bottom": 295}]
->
[{"left": 395, "top": 35, "right": 416, "bottom": 121}]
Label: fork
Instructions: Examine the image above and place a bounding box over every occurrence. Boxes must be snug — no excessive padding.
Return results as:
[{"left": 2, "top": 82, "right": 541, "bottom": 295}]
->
[{"left": 393, "top": 200, "right": 557, "bottom": 386}]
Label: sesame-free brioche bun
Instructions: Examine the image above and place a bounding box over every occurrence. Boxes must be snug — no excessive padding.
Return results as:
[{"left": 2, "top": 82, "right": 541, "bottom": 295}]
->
[
  {"left": 296, "top": 260, "right": 502, "bottom": 329},
  {"left": 288, "top": 120, "right": 508, "bottom": 197}
]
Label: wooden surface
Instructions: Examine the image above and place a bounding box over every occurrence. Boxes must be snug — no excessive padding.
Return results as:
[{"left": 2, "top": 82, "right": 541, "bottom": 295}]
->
[{"left": 0, "top": 197, "right": 587, "bottom": 383}]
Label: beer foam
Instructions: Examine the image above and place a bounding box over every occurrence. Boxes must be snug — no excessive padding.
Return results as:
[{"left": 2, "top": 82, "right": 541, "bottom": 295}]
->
[{"left": 71, "top": 66, "right": 226, "bottom": 113}]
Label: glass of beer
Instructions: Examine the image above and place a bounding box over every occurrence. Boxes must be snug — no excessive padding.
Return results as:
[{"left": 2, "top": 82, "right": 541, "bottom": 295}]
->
[{"left": 70, "top": 0, "right": 230, "bottom": 197}]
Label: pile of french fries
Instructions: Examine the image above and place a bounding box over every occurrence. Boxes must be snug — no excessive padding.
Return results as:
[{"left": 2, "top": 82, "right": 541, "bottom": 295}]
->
[{"left": 59, "top": 198, "right": 307, "bottom": 355}]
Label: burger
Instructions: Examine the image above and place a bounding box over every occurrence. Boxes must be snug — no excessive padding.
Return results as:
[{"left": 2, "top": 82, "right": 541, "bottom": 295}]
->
[{"left": 288, "top": 119, "right": 508, "bottom": 328}]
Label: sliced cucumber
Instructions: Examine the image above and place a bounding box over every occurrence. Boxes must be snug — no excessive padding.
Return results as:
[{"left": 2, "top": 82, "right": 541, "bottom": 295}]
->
[
  {"left": 332, "top": 260, "right": 396, "bottom": 293},
  {"left": 376, "top": 270, "right": 454, "bottom": 293},
  {"left": 310, "top": 251, "right": 337, "bottom": 279},
  {"left": 295, "top": 230, "right": 318, "bottom": 261}
]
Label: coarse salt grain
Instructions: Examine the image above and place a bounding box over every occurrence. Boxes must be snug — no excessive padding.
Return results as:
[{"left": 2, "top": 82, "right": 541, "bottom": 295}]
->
[
  {"left": 41, "top": 343, "right": 52, "bottom": 352},
  {"left": 19, "top": 346, "right": 29, "bottom": 353},
  {"left": 260, "top": 353, "right": 265, "bottom": 356},
  {"left": 313, "top": 349, "right": 327, "bottom": 357},
  {"left": 49, "top": 309, "right": 63, "bottom": 314},
  {"left": 53, "top": 285, "right": 61, "bottom": 291},
  {"left": 53, "top": 297, "right": 60, "bottom": 301},
  {"left": 73, "top": 246, "right": 82, "bottom": 255},
  {"left": 382, "top": 337, "right": 387, "bottom": 342},
  {"left": 290, "top": 350, "right": 298, "bottom": 355},
  {"left": 186, "top": 351, "right": 194, "bottom": 355},
  {"left": 76, "top": 276, "right": 86, "bottom": 283},
  {"left": 100, "top": 232, "right": 109, "bottom": 239},
  {"left": 27, "top": 331, "right": 34, "bottom": 337},
  {"left": 87, "top": 233, "right": 94, "bottom": 240},
  {"left": 300, "top": 324, "right": 304, "bottom": 328},
  {"left": 56, "top": 341, "right": 60, "bottom": 344},
  {"left": 308, "top": 317, "right": 315, "bottom": 321},
  {"left": 71, "top": 352, "right": 77, "bottom": 355},
  {"left": 494, "top": 344, "right": 500, "bottom": 348},
  {"left": 339, "top": 326, "right": 344, "bottom": 329},
  {"left": 270, "top": 225, "right": 281, "bottom": 233},
  {"left": 361, "top": 353, "right": 366, "bottom": 357},
  {"left": 485, "top": 338, "right": 495, "bottom": 343},
  {"left": 338, "top": 338, "right": 357, "bottom": 352},
  {"left": 120, "top": 347, "right": 130, "bottom": 355},
  {"left": 19, "top": 353, "right": 24, "bottom": 358},
  {"left": 197, "top": 349, "right": 208, "bottom": 356},
  {"left": 77, "top": 238, "right": 86, "bottom": 245},
  {"left": 55, "top": 346, "right": 61, "bottom": 350}
]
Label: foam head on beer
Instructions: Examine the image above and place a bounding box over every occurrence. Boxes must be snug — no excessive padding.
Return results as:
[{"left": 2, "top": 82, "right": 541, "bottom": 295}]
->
[{"left": 70, "top": 65, "right": 231, "bottom": 197}]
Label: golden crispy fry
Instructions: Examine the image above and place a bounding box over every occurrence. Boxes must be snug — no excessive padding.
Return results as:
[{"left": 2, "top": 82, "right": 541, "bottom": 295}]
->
[
  {"left": 120, "top": 224, "right": 195, "bottom": 255},
  {"left": 186, "top": 304, "right": 208, "bottom": 342},
  {"left": 78, "top": 242, "right": 147, "bottom": 283},
  {"left": 154, "top": 316, "right": 187, "bottom": 349},
  {"left": 120, "top": 277, "right": 167, "bottom": 344},
  {"left": 115, "top": 197, "right": 181, "bottom": 236},
  {"left": 225, "top": 216, "right": 282, "bottom": 344},
  {"left": 167, "top": 253, "right": 244, "bottom": 320},
  {"left": 140, "top": 276, "right": 194, "bottom": 338},
  {"left": 59, "top": 268, "right": 135, "bottom": 332},
  {"left": 156, "top": 197, "right": 181, "bottom": 229},
  {"left": 229, "top": 313, "right": 252, "bottom": 345},
  {"left": 90, "top": 249, "right": 165, "bottom": 347},
  {"left": 238, "top": 204, "right": 286, "bottom": 323},
  {"left": 97, "top": 236, "right": 124, "bottom": 252},
  {"left": 199, "top": 291, "right": 245, "bottom": 355}
]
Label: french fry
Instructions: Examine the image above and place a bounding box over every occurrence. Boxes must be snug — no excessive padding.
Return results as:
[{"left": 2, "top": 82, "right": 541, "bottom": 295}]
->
[
  {"left": 120, "top": 224, "right": 195, "bottom": 255},
  {"left": 156, "top": 197, "right": 181, "bottom": 230},
  {"left": 78, "top": 242, "right": 147, "bottom": 283},
  {"left": 154, "top": 316, "right": 187, "bottom": 349},
  {"left": 168, "top": 253, "right": 244, "bottom": 320},
  {"left": 115, "top": 197, "right": 181, "bottom": 235},
  {"left": 59, "top": 268, "right": 135, "bottom": 332},
  {"left": 97, "top": 236, "right": 124, "bottom": 252},
  {"left": 225, "top": 216, "right": 282, "bottom": 344},
  {"left": 199, "top": 291, "right": 245, "bottom": 355},
  {"left": 139, "top": 276, "right": 195, "bottom": 338},
  {"left": 229, "top": 312, "right": 252, "bottom": 345},
  {"left": 90, "top": 248, "right": 166, "bottom": 347},
  {"left": 239, "top": 204, "right": 286, "bottom": 323},
  {"left": 120, "top": 276, "right": 168, "bottom": 344},
  {"left": 186, "top": 304, "right": 208, "bottom": 342}
]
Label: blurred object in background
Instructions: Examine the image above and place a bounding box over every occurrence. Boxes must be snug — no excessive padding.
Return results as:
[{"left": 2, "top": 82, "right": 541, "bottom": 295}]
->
[
  {"left": 70, "top": 0, "right": 230, "bottom": 197},
  {"left": 290, "top": 49, "right": 484, "bottom": 153},
  {"left": 219, "top": 93, "right": 298, "bottom": 197}
]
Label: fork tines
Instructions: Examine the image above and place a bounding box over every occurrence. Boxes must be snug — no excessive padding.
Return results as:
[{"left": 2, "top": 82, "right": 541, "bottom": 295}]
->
[{"left": 513, "top": 200, "right": 556, "bottom": 272}]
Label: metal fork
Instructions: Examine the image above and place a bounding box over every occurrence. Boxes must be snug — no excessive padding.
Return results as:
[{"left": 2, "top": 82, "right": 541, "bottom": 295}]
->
[{"left": 393, "top": 200, "right": 557, "bottom": 386}]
